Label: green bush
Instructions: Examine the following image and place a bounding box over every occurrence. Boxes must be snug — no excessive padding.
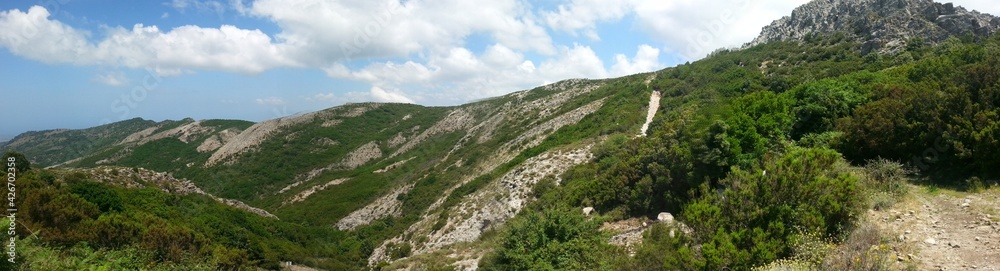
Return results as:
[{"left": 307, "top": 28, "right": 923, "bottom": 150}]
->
[
  {"left": 480, "top": 209, "right": 622, "bottom": 270},
  {"left": 683, "top": 147, "right": 863, "bottom": 269}
]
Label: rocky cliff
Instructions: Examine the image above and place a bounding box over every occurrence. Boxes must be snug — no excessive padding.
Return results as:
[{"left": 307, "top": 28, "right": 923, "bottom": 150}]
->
[{"left": 746, "top": 0, "right": 1000, "bottom": 54}]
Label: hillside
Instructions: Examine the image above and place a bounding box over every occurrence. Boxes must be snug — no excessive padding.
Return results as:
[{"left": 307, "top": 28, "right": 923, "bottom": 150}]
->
[{"left": 3, "top": 0, "right": 1000, "bottom": 270}]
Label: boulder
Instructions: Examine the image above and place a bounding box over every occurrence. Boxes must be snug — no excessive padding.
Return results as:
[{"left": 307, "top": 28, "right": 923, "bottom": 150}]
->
[
  {"left": 657, "top": 212, "right": 674, "bottom": 223},
  {"left": 583, "top": 207, "right": 595, "bottom": 216}
]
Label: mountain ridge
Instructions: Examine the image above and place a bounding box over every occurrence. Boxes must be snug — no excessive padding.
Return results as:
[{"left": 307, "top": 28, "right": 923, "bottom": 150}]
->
[{"left": 747, "top": 0, "right": 1000, "bottom": 54}]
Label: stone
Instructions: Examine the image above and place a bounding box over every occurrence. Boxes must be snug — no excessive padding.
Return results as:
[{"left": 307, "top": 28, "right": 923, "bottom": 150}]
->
[
  {"left": 657, "top": 212, "right": 674, "bottom": 223},
  {"left": 744, "top": 0, "right": 1000, "bottom": 55},
  {"left": 582, "top": 207, "right": 595, "bottom": 216},
  {"left": 925, "top": 238, "right": 938, "bottom": 245}
]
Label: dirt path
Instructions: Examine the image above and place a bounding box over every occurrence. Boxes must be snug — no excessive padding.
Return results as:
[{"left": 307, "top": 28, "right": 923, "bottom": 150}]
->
[
  {"left": 639, "top": 91, "right": 660, "bottom": 137},
  {"left": 875, "top": 186, "right": 1000, "bottom": 270}
]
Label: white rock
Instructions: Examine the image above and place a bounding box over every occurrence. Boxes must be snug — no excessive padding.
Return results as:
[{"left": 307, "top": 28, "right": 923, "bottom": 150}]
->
[
  {"left": 657, "top": 212, "right": 674, "bottom": 223},
  {"left": 583, "top": 207, "right": 595, "bottom": 216},
  {"left": 924, "top": 238, "right": 938, "bottom": 245}
]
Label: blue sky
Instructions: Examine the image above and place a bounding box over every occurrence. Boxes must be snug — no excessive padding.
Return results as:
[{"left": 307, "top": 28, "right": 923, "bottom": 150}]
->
[{"left": 1, "top": 0, "right": 998, "bottom": 138}]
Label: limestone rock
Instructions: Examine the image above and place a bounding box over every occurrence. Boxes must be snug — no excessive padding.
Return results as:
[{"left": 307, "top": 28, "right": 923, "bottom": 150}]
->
[
  {"left": 745, "top": 0, "right": 1000, "bottom": 55},
  {"left": 658, "top": 212, "right": 674, "bottom": 223}
]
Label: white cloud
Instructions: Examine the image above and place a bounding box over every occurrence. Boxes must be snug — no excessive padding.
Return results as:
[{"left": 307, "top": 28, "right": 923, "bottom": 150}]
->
[
  {"left": 369, "top": 86, "right": 415, "bottom": 104},
  {"left": 255, "top": 97, "right": 286, "bottom": 105},
  {"left": 161, "top": 12, "right": 170, "bottom": 19},
  {"left": 610, "top": 44, "right": 661, "bottom": 77},
  {"left": 0, "top": 6, "right": 295, "bottom": 75},
  {"left": 543, "top": 0, "right": 637, "bottom": 41},
  {"left": 92, "top": 71, "right": 129, "bottom": 86},
  {"left": 326, "top": 43, "right": 663, "bottom": 104},
  {"left": 632, "top": 0, "right": 810, "bottom": 61},
  {"left": 248, "top": 0, "right": 555, "bottom": 66}
]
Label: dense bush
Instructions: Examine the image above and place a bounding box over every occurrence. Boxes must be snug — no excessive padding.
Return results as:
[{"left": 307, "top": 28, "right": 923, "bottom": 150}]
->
[
  {"left": 681, "top": 148, "right": 863, "bottom": 269},
  {"left": 480, "top": 208, "right": 623, "bottom": 270}
]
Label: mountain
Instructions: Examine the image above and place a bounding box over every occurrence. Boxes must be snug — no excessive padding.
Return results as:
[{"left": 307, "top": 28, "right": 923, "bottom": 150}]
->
[
  {"left": 747, "top": 0, "right": 1000, "bottom": 54},
  {"left": 1, "top": 118, "right": 162, "bottom": 167},
  {"left": 5, "top": 0, "right": 1000, "bottom": 270}
]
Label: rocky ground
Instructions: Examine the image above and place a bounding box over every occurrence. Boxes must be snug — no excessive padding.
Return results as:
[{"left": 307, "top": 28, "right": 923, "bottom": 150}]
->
[{"left": 874, "top": 185, "right": 1000, "bottom": 270}]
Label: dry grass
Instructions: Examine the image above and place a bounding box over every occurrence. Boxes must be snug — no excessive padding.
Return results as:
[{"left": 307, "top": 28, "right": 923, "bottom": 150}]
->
[{"left": 821, "top": 221, "right": 893, "bottom": 271}]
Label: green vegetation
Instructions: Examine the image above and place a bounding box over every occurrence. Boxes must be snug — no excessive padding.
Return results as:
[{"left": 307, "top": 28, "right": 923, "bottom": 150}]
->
[
  {"left": 6, "top": 169, "right": 369, "bottom": 270},
  {"left": 3, "top": 150, "right": 30, "bottom": 173},
  {"left": 5, "top": 28, "right": 1000, "bottom": 270},
  {"left": 480, "top": 34, "right": 999, "bottom": 269}
]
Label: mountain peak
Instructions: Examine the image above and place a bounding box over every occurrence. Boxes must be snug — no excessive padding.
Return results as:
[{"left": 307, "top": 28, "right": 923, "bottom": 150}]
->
[{"left": 746, "top": 0, "right": 1000, "bottom": 54}]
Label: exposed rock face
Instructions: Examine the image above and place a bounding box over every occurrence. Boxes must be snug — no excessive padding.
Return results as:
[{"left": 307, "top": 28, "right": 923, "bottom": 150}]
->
[
  {"left": 340, "top": 141, "right": 383, "bottom": 170},
  {"left": 336, "top": 184, "right": 414, "bottom": 230},
  {"left": 285, "top": 178, "right": 351, "bottom": 205},
  {"left": 206, "top": 114, "right": 318, "bottom": 166},
  {"left": 197, "top": 128, "right": 240, "bottom": 153},
  {"left": 746, "top": 0, "right": 1000, "bottom": 54},
  {"left": 368, "top": 147, "right": 593, "bottom": 265}
]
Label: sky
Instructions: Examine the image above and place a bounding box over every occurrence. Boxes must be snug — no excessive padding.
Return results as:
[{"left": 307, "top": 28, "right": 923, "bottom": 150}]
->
[{"left": 1, "top": 0, "right": 998, "bottom": 138}]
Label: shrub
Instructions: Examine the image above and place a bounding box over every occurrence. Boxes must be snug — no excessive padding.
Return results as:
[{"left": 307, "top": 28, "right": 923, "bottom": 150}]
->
[
  {"left": 862, "top": 159, "right": 910, "bottom": 196},
  {"left": 479, "top": 209, "right": 621, "bottom": 270},
  {"left": 631, "top": 223, "right": 701, "bottom": 270},
  {"left": 683, "top": 147, "right": 863, "bottom": 269},
  {"left": 965, "top": 176, "right": 986, "bottom": 193}
]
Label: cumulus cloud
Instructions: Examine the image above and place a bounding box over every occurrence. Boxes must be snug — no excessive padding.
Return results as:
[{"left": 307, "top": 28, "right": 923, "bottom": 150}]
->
[
  {"left": 369, "top": 87, "right": 415, "bottom": 104},
  {"left": 326, "top": 43, "right": 663, "bottom": 104},
  {"left": 543, "top": 0, "right": 637, "bottom": 40},
  {"left": 610, "top": 45, "right": 661, "bottom": 77},
  {"left": 0, "top": 6, "right": 294, "bottom": 75},
  {"left": 632, "top": 0, "right": 808, "bottom": 61},
  {"left": 248, "top": 0, "right": 555, "bottom": 65}
]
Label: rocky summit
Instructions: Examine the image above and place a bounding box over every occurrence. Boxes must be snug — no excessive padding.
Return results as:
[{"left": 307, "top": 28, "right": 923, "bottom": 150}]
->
[{"left": 746, "top": 0, "right": 1000, "bottom": 54}]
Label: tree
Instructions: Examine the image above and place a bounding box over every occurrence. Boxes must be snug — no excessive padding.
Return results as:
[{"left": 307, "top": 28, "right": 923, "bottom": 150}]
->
[{"left": 2, "top": 150, "right": 30, "bottom": 173}]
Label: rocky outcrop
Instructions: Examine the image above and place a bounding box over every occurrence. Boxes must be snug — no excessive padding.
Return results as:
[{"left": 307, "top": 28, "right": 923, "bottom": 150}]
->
[
  {"left": 336, "top": 184, "right": 414, "bottom": 230},
  {"left": 746, "top": 0, "right": 1000, "bottom": 54},
  {"left": 285, "top": 178, "right": 350, "bottom": 205},
  {"left": 340, "top": 141, "right": 383, "bottom": 170},
  {"left": 197, "top": 128, "right": 241, "bottom": 153},
  {"left": 368, "top": 147, "right": 593, "bottom": 265},
  {"left": 206, "top": 114, "right": 317, "bottom": 166}
]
